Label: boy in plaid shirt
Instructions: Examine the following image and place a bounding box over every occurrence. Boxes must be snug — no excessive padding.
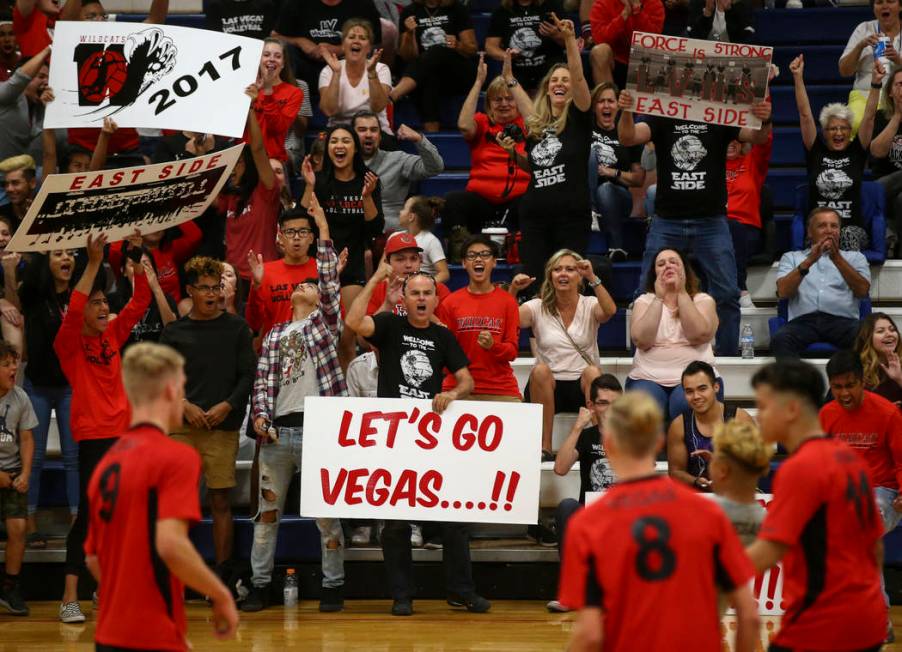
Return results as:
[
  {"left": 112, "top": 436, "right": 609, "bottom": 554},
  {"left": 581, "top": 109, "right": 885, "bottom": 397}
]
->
[{"left": 244, "top": 195, "right": 348, "bottom": 614}]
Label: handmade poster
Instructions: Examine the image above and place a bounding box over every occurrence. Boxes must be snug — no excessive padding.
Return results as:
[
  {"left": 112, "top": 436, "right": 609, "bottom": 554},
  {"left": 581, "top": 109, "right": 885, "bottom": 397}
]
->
[
  {"left": 7, "top": 145, "right": 242, "bottom": 252},
  {"left": 300, "top": 397, "right": 542, "bottom": 524},
  {"left": 44, "top": 21, "right": 262, "bottom": 137},
  {"left": 625, "top": 32, "right": 772, "bottom": 129}
]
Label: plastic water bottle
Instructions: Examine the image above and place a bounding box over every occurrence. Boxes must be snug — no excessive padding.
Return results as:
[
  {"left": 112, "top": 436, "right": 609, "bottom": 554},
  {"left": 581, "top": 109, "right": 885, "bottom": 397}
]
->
[
  {"left": 283, "top": 568, "right": 298, "bottom": 607},
  {"left": 741, "top": 324, "right": 755, "bottom": 359}
]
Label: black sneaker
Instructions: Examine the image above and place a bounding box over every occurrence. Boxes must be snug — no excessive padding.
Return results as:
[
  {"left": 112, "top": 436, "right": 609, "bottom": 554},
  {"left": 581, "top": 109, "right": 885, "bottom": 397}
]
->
[
  {"left": 240, "top": 584, "right": 269, "bottom": 612},
  {"left": 319, "top": 586, "right": 344, "bottom": 613},
  {"left": 391, "top": 599, "right": 413, "bottom": 616},
  {"left": 447, "top": 592, "right": 491, "bottom": 613},
  {"left": 0, "top": 583, "right": 29, "bottom": 616},
  {"left": 526, "top": 524, "right": 557, "bottom": 547}
]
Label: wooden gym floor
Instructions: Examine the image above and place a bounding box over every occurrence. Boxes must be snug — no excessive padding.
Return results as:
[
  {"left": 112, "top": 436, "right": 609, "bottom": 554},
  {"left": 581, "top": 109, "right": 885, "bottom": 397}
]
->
[{"left": 1, "top": 602, "right": 901, "bottom": 651}]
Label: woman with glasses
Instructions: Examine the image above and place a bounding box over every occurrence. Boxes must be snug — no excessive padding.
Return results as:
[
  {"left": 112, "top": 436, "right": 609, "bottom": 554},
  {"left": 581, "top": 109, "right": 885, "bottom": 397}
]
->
[{"left": 792, "top": 54, "right": 880, "bottom": 252}]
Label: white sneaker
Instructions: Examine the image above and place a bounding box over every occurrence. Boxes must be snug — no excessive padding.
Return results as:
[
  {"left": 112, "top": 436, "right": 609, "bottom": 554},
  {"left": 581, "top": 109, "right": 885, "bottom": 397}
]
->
[
  {"left": 785, "top": 0, "right": 803, "bottom": 7},
  {"left": 59, "top": 601, "right": 86, "bottom": 623},
  {"left": 351, "top": 526, "right": 372, "bottom": 546},
  {"left": 546, "top": 600, "right": 571, "bottom": 613},
  {"left": 410, "top": 524, "right": 424, "bottom": 548},
  {"left": 739, "top": 292, "right": 756, "bottom": 309}
]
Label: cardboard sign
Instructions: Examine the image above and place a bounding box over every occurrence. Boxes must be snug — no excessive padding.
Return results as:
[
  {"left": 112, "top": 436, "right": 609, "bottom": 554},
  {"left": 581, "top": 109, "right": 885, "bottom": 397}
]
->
[
  {"left": 299, "top": 397, "right": 542, "bottom": 524},
  {"left": 7, "top": 146, "right": 242, "bottom": 252},
  {"left": 45, "top": 22, "right": 263, "bottom": 137},
  {"left": 625, "top": 32, "right": 772, "bottom": 129}
]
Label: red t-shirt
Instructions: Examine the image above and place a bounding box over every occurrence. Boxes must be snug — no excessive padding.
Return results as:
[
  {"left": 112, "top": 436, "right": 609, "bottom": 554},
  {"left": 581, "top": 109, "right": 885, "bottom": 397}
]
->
[
  {"left": 68, "top": 127, "right": 141, "bottom": 154},
  {"left": 759, "top": 437, "right": 886, "bottom": 649},
  {"left": 107, "top": 221, "right": 202, "bottom": 302},
  {"left": 245, "top": 257, "right": 318, "bottom": 336},
  {"left": 53, "top": 276, "right": 151, "bottom": 441},
  {"left": 13, "top": 4, "right": 53, "bottom": 58},
  {"left": 820, "top": 390, "right": 902, "bottom": 490},
  {"left": 366, "top": 279, "right": 451, "bottom": 320},
  {"left": 85, "top": 424, "right": 202, "bottom": 652},
  {"left": 221, "top": 181, "right": 281, "bottom": 279},
  {"left": 465, "top": 113, "right": 531, "bottom": 204},
  {"left": 441, "top": 287, "right": 521, "bottom": 397},
  {"left": 590, "top": 0, "right": 664, "bottom": 65},
  {"left": 726, "top": 133, "right": 772, "bottom": 229},
  {"left": 558, "top": 475, "right": 754, "bottom": 652},
  {"left": 251, "top": 82, "right": 302, "bottom": 163}
]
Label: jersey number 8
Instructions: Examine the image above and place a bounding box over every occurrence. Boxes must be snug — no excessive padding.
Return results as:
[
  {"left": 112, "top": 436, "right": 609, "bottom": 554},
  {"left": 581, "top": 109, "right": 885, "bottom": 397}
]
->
[{"left": 632, "top": 516, "right": 677, "bottom": 581}]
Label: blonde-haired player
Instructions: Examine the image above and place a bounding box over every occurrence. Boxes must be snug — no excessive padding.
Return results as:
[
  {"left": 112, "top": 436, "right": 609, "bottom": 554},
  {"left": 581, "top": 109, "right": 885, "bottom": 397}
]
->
[
  {"left": 559, "top": 391, "right": 759, "bottom": 652},
  {"left": 85, "top": 343, "right": 238, "bottom": 651}
]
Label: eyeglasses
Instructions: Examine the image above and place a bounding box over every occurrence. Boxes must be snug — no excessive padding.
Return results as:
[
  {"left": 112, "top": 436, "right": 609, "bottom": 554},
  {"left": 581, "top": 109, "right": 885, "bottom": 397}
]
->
[
  {"left": 191, "top": 283, "right": 224, "bottom": 294},
  {"left": 401, "top": 271, "right": 436, "bottom": 292},
  {"left": 464, "top": 250, "right": 494, "bottom": 261},
  {"left": 281, "top": 227, "right": 313, "bottom": 239}
]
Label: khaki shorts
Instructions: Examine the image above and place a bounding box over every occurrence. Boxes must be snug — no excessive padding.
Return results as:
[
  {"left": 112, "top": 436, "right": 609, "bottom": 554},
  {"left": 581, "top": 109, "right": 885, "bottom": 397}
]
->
[
  {"left": 171, "top": 428, "right": 239, "bottom": 489},
  {"left": 468, "top": 394, "right": 522, "bottom": 402},
  {"left": 0, "top": 485, "right": 27, "bottom": 519}
]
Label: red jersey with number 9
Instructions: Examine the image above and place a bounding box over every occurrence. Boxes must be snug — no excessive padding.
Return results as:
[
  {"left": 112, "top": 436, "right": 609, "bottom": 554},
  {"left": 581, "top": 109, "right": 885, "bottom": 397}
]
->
[
  {"left": 558, "top": 475, "right": 754, "bottom": 652},
  {"left": 85, "top": 424, "right": 202, "bottom": 652},
  {"left": 759, "top": 437, "right": 886, "bottom": 649}
]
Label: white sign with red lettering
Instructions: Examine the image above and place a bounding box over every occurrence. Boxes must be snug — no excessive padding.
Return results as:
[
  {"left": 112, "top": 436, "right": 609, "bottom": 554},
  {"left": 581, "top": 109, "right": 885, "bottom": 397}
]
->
[
  {"left": 7, "top": 145, "right": 243, "bottom": 252},
  {"left": 625, "top": 32, "right": 772, "bottom": 129},
  {"left": 299, "top": 397, "right": 542, "bottom": 524}
]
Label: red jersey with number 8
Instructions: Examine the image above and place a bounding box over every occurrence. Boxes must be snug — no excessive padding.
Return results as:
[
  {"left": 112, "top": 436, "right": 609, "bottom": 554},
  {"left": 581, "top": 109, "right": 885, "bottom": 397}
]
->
[
  {"left": 558, "top": 475, "right": 754, "bottom": 652},
  {"left": 759, "top": 437, "right": 886, "bottom": 649},
  {"left": 85, "top": 424, "right": 202, "bottom": 652}
]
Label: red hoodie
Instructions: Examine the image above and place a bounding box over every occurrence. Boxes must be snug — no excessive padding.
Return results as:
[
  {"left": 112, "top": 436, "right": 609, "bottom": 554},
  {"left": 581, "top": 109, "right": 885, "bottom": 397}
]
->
[
  {"left": 53, "top": 275, "right": 151, "bottom": 441},
  {"left": 590, "top": 0, "right": 664, "bottom": 65},
  {"left": 250, "top": 82, "right": 303, "bottom": 163}
]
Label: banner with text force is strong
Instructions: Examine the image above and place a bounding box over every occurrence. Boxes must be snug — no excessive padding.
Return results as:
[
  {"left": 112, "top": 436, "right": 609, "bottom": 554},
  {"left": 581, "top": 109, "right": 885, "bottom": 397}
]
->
[{"left": 300, "top": 397, "right": 542, "bottom": 524}]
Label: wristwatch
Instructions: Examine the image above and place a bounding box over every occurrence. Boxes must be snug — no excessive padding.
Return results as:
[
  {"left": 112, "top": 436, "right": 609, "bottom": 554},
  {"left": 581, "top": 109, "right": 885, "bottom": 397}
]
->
[
  {"left": 588, "top": 276, "right": 602, "bottom": 289},
  {"left": 797, "top": 264, "right": 810, "bottom": 277}
]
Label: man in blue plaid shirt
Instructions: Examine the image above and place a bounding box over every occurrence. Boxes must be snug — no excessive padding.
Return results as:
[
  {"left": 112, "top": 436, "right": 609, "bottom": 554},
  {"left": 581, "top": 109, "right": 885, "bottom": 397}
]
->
[{"left": 243, "top": 195, "right": 348, "bottom": 614}]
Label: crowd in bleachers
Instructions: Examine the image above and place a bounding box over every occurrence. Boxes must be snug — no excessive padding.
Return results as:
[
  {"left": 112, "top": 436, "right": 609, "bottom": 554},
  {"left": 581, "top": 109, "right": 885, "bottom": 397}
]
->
[{"left": 0, "top": 0, "right": 900, "bottom": 631}]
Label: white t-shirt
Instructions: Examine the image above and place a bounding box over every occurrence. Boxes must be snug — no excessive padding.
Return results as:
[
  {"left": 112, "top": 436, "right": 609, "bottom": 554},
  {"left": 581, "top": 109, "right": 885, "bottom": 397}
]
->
[
  {"left": 346, "top": 351, "right": 379, "bottom": 398},
  {"left": 842, "top": 20, "right": 901, "bottom": 91},
  {"left": 387, "top": 230, "right": 446, "bottom": 275},
  {"left": 274, "top": 320, "right": 319, "bottom": 418},
  {"left": 319, "top": 60, "right": 393, "bottom": 133},
  {"left": 523, "top": 295, "right": 601, "bottom": 381}
]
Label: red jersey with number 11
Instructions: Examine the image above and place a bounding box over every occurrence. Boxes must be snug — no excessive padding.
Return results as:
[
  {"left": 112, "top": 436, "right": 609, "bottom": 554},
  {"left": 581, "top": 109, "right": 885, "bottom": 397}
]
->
[
  {"left": 558, "top": 475, "right": 754, "bottom": 652},
  {"left": 85, "top": 424, "right": 202, "bottom": 652},
  {"left": 759, "top": 437, "right": 885, "bottom": 650}
]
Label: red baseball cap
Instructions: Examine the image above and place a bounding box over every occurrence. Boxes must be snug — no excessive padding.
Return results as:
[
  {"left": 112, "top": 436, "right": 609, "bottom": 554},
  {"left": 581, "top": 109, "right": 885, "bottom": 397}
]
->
[{"left": 384, "top": 233, "right": 423, "bottom": 257}]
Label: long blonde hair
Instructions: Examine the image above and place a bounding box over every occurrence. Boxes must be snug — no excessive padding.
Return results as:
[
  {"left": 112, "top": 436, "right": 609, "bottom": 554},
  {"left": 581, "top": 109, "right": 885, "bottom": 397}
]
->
[
  {"left": 854, "top": 312, "right": 902, "bottom": 388},
  {"left": 539, "top": 249, "right": 585, "bottom": 317},
  {"left": 526, "top": 63, "right": 572, "bottom": 139}
]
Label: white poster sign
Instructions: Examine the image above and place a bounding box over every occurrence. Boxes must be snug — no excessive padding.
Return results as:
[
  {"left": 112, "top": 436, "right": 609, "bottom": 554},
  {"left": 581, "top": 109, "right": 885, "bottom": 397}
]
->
[
  {"left": 45, "top": 22, "right": 263, "bottom": 137},
  {"left": 7, "top": 145, "right": 243, "bottom": 252},
  {"left": 300, "top": 397, "right": 542, "bottom": 524},
  {"left": 625, "top": 32, "right": 772, "bottom": 129}
]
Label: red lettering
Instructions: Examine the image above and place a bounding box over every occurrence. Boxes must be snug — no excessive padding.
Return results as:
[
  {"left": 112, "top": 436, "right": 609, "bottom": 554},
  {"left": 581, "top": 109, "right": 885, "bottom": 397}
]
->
[
  {"left": 478, "top": 416, "right": 503, "bottom": 452},
  {"left": 320, "top": 468, "right": 347, "bottom": 505},
  {"left": 703, "top": 107, "right": 749, "bottom": 126},
  {"left": 380, "top": 411, "right": 406, "bottom": 448},
  {"left": 188, "top": 159, "right": 204, "bottom": 173},
  {"left": 366, "top": 469, "right": 392, "bottom": 506},
  {"left": 129, "top": 169, "right": 145, "bottom": 183},
  {"left": 109, "top": 171, "right": 125, "bottom": 186},
  {"left": 157, "top": 164, "right": 173, "bottom": 180},
  {"left": 206, "top": 154, "right": 222, "bottom": 169},
  {"left": 634, "top": 32, "right": 686, "bottom": 53},
  {"left": 389, "top": 469, "right": 418, "bottom": 507},
  {"left": 416, "top": 413, "right": 441, "bottom": 450},
  {"left": 337, "top": 410, "right": 355, "bottom": 447},
  {"left": 87, "top": 174, "right": 104, "bottom": 189},
  {"left": 713, "top": 42, "right": 769, "bottom": 59},
  {"left": 69, "top": 176, "right": 86, "bottom": 190},
  {"left": 452, "top": 413, "right": 478, "bottom": 451},
  {"left": 417, "top": 470, "right": 442, "bottom": 507},
  {"left": 358, "top": 411, "right": 380, "bottom": 447},
  {"left": 343, "top": 468, "right": 368, "bottom": 505}
]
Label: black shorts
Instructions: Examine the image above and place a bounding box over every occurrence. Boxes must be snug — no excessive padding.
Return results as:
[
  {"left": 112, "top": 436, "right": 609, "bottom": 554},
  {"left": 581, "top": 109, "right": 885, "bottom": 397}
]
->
[
  {"left": 97, "top": 645, "right": 165, "bottom": 652},
  {"left": 524, "top": 378, "right": 585, "bottom": 413},
  {"left": 768, "top": 645, "right": 882, "bottom": 652}
]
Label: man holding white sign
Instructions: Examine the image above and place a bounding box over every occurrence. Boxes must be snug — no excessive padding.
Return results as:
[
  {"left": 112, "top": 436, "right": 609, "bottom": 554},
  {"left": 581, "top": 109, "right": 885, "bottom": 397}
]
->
[{"left": 346, "top": 262, "right": 490, "bottom": 617}]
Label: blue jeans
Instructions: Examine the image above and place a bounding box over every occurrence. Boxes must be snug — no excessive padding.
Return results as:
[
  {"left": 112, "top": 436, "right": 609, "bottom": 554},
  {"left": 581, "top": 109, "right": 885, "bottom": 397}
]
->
[
  {"left": 24, "top": 380, "right": 78, "bottom": 516},
  {"left": 250, "top": 426, "right": 344, "bottom": 589},
  {"left": 875, "top": 486, "right": 902, "bottom": 610},
  {"left": 588, "top": 149, "right": 633, "bottom": 251},
  {"left": 639, "top": 215, "right": 740, "bottom": 355},
  {"left": 625, "top": 377, "right": 725, "bottom": 424}
]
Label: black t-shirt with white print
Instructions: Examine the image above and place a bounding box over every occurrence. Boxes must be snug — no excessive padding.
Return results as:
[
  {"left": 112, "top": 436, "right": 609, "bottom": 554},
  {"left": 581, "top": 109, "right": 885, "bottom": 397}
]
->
[
  {"left": 487, "top": 0, "right": 564, "bottom": 77},
  {"left": 520, "top": 104, "right": 593, "bottom": 220},
  {"left": 205, "top": 0, "right": 277, "bottom": 40},
  {"left": 275, "top": 0, "right": 382, "bottom": 46},
  {"left": 400, "top": 3, "right": 473, "bottom": 51},
  {"left": 648, "top": 116, "right": 740, "bottom": 218},
  {"left": 367, "top": 313, "right": 469, "bottom": 400},
  {"left": 870, "top": 112, "right": 902, "bottom": 179},
  {"left": 806, "top": 137, "right": 867, "bottom": 227},
  {"left": 592, "top": 124, "right": 643, "bottom": 187},
  {"left": 575, "top": 425, "right": 616, "bottom": 504}
]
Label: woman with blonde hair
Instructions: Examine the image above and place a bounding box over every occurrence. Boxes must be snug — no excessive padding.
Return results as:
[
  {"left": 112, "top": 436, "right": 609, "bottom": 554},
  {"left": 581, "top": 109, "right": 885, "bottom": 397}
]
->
[
  {"left": 498, "top": 13, "right": 592, "bottom": 287},
  {"left": 510, "top": 249, "right": 616, "bottom": 460},
  {"left": 855, "top": 312, "right": 902, "bottom": 404},
  {"left": 870, "top": 65, "right": 902, "bottom": 255}
]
